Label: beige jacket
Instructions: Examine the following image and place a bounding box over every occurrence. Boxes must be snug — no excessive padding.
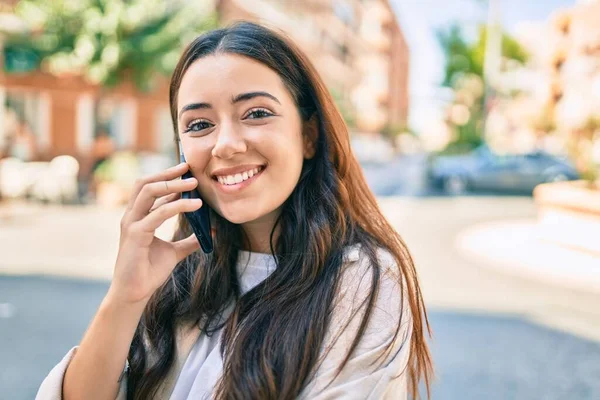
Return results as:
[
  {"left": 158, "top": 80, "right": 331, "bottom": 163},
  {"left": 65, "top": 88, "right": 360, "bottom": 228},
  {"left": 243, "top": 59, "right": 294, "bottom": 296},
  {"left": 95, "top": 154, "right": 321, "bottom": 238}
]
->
[{"left": 36, "top": 247, "right": 412, "bottom": 399}]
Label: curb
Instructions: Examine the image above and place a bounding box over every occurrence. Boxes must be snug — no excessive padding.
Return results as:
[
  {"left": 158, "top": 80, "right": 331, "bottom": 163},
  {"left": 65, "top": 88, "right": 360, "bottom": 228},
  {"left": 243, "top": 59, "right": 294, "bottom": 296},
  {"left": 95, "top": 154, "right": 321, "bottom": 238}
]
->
[{"left": 456, "top": 219, "right": 600, "bottom": 295}]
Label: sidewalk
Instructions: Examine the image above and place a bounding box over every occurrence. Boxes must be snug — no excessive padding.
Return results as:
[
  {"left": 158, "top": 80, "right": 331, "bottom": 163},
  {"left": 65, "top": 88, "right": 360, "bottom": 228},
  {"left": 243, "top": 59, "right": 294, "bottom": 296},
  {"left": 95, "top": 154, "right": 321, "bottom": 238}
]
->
[
  {"left": 0, "top": 201, "right": 177, "bottom": 281},
  {"left": 2, "top": 198, "right": 599, "bottom": 289},
  {"left": 2, "top": 197, "right": 599, "bottom": 342},
  {"left": 378, "top": 196, "right": 600, "bottom": 343},
  {"left": 456, "top": 219, "right": 600, "bottom": 294}
]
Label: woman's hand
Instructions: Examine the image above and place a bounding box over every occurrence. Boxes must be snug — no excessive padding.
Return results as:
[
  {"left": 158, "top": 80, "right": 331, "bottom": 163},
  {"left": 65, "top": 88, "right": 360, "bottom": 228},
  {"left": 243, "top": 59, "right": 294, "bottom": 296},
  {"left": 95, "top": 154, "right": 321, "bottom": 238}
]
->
[{"left": 108, "top": 162, "right": 202, "bottom": 305}]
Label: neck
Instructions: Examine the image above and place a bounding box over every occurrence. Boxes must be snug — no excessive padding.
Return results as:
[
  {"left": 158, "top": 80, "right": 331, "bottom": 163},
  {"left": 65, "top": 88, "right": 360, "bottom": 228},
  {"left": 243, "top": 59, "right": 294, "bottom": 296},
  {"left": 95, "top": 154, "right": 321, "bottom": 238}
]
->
[{"left": 241, "top": 209, "right": 281, "bottom": 254}]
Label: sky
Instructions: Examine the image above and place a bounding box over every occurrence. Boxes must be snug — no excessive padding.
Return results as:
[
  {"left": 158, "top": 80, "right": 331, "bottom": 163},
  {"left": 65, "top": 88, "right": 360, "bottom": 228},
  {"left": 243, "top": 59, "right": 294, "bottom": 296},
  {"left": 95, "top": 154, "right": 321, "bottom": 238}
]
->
[{"left": 389, "top": 0, "right": 577, "bottom": 134}]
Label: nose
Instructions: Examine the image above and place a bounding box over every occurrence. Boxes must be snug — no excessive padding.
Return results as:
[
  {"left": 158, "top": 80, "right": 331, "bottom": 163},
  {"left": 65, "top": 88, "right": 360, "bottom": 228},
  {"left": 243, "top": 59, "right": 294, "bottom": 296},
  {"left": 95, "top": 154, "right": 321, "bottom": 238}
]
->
[{"left": 211, "top": 122, "right": 247, "bottom": 159}]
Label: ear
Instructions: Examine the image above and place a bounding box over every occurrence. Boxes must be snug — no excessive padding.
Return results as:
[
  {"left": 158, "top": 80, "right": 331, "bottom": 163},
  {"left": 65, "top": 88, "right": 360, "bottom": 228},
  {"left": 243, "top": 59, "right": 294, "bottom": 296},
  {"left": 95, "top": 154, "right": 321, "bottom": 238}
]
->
[{"left": 302, "top": 114, "right": 319, "bottom": 159}]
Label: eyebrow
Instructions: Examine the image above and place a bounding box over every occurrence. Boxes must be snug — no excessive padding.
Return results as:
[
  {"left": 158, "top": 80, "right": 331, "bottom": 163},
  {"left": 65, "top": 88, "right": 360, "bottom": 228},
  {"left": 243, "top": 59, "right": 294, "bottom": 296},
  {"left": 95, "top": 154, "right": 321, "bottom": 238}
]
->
[{"left": 178, "top": 91, "right": 281, "bottom": 119}]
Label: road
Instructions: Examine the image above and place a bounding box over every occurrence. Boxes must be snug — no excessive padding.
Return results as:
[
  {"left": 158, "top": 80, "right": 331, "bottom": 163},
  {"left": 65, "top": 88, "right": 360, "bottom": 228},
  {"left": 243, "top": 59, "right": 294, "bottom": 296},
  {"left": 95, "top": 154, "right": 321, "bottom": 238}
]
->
[{"left": 2, "top": 274, "right": 599, "bottom": 400}]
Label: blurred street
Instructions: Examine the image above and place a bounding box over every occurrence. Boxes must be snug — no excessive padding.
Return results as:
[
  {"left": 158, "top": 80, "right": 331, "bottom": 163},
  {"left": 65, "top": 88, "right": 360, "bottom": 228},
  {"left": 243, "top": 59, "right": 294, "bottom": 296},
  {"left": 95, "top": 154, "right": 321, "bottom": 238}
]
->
[
  {"left": 361, "top": 154, "right": 430, "bottom": 196},
  {"left": 1, "top": 195, "right": 599, "bottom": 399},
  {"left": 2, "top": 0, "right": 600, "bottom": 398}
]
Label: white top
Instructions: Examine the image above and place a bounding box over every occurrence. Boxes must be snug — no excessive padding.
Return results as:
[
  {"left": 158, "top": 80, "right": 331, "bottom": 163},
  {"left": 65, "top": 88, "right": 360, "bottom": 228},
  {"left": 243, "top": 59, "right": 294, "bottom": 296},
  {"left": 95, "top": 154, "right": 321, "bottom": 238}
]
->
[
  {"left": 169, "top": 250, "right": 278, "bottom": 399},
  {"left": 36, "top": 246, "right": 412, "bottom": 400}
]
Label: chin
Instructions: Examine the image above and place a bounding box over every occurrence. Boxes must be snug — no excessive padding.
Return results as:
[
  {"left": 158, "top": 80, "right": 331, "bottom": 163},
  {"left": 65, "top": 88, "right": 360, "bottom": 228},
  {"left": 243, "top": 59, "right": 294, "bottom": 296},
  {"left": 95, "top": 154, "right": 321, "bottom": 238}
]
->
[{"left": 216, "top": 204, "right": 270, "bottom": 225}]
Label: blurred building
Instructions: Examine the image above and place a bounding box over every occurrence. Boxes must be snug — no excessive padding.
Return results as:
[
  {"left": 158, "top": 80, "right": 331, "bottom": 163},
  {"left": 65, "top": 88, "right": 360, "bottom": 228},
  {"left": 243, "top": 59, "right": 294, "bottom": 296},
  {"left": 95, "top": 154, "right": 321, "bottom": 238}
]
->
[
  {"left": 487, "top": 0, "right": 600, "bottom": 156},
  {"left": 0, "top": 0, "right": 171, "bottom": 167},
  {"left": 0, "top": 0, "right": 409, "bottom": 165},
  {"left": 217, "top": 0, "right": 409, "bottom": 133}
]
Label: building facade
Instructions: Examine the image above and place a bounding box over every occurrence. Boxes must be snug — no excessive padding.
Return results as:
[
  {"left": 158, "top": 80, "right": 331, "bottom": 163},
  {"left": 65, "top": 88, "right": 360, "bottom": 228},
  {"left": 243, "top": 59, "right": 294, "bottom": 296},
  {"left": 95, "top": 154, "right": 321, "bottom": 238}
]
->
[
  {"left": 484, "top": 0, "right": 600, "bottom": 155},
  {"left": 217, "top": 0, "right": 409, "bottom": 132},
  {"left": 0, "top": 0, "right": 409, "bottom": 163}
]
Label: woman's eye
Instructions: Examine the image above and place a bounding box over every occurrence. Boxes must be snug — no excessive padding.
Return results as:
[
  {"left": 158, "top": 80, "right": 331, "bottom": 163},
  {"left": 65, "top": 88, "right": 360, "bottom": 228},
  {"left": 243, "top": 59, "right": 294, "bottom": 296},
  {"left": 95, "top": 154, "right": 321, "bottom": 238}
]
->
[
  {"left": 245, "top": 108, "right": 273, "bottom": 120},
  {"left": 185, "top": 119, "right": 213, "bottom": 133}
]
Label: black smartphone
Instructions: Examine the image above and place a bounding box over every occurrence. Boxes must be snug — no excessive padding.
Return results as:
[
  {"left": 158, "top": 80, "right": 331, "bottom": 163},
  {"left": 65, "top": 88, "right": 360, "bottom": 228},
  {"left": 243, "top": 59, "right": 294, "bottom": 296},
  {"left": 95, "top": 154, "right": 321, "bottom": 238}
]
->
[{"left": 179, "top": 150, "right": 213, "bottom": 254}]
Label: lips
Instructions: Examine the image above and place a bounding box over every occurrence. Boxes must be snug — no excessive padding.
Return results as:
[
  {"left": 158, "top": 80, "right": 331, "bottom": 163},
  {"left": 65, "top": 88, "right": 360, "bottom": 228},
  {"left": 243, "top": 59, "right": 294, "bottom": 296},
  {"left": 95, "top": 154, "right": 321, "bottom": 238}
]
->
[
  {"left": 210, "top": 165, "right": 266, "bottom": 194},
  {"left": 214, "top": 166, "right": 265, "bottom": 186}
]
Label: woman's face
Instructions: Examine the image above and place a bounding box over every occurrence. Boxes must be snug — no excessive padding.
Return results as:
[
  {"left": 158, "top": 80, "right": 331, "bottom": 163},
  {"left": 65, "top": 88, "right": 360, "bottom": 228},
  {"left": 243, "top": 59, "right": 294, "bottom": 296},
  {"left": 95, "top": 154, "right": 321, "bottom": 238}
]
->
[{"left": 176, "top": 54, "right": 313, "bottom": 225}]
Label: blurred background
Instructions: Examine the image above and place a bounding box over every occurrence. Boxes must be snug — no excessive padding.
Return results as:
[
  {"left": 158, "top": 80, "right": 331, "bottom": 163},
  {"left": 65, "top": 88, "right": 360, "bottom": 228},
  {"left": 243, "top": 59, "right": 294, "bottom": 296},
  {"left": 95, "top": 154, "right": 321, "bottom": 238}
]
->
[{"left": 0, "top": 0, "right": 599, "bottom": 398}]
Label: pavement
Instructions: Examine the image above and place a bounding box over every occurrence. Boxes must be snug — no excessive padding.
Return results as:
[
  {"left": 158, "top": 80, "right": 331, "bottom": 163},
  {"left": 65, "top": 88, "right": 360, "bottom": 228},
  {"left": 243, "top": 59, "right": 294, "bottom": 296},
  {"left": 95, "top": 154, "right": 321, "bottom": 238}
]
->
[
  {"left": 1, "top": 196, "right": 600, "bottom": 399},
  {"left": 1, "top": 196, "right": 599, "bottom": 340},
  {"left": 457, "top": 220, "right": 600, "bottom": 293},
  {"left": 0, "top": 201, "right": 177, "bottom": 281},
  {"left": 377, "top": 197, "right": 600, "bottom": 344},
  {"left": 3, "top": 276, "right": 599, "bottom": 400}
]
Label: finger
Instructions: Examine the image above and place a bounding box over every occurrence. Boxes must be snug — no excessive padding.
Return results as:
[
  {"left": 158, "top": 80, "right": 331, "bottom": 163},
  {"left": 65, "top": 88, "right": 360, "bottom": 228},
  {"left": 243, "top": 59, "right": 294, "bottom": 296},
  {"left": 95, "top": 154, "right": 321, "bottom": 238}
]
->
[
  {"left": 173, "top": 234, "right": 201, "bottom": 261},
  {"left": 138, "top": 198, "right": 203, "bottom": 233},
  {"left": 126, "top": 162, "right": 190, "bottom": 211},
  {"left": 149, "top": 192, "right": 181, "bottom": 213},
  {"left": 130, "top": 177, "right": 198, "bottom": 221}
]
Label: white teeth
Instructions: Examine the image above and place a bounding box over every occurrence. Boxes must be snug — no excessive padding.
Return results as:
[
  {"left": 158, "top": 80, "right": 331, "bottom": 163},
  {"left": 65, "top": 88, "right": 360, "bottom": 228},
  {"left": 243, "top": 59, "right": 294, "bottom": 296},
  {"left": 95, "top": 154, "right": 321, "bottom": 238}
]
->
[{"left": 217, "top": 166, "right": 263, "bottom": 186}]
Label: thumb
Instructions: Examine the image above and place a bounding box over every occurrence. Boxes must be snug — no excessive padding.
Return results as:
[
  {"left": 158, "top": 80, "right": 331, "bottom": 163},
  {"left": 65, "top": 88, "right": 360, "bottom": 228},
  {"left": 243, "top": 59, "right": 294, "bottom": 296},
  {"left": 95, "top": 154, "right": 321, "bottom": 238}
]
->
[{"left": 173, "top": 233, "right": 201, "bottom": 262}]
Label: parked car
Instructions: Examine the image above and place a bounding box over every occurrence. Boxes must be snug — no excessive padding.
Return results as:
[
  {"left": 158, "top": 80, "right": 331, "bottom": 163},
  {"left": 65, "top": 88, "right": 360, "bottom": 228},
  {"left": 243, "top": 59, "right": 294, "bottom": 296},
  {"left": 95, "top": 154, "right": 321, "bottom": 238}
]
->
[
  {"left": 427, "top": 145, "right": 579, "bottom": 195},
  {"left": 351, "top": 133, "right": 395, "bottom": 165}
]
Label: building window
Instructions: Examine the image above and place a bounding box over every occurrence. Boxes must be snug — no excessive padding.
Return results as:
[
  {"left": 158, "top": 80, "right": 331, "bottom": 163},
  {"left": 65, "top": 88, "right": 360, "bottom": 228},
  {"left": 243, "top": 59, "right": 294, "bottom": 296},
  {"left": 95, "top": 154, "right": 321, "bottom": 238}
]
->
[
  {"left": 93, "top": 97, "right": 135, "bottom": 151},
  {"left": 337, "top": 42, "right": 350, "bottom": 62},
  {"left": 2, "top": 92, "right": 44, "bottom": 161},
  {"left": 332, "top": 0, "right": 354, "bottom": 26}
]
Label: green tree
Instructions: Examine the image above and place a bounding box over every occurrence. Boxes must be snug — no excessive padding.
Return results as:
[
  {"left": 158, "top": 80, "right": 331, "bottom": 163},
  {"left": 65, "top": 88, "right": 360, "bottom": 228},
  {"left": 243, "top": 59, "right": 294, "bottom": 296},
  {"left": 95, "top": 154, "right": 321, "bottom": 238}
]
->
[
  {"left": 330, "top": 87, "right": 356, "bottom": 129},
  {"left": 3, "top": 0, "right": 217, "bottom": 91},
  {"left": 436, "top": 23, "right": 528, "bottom": 152},
  {"left": 437, "top": 25, "right": 527, "bottom": 88}
]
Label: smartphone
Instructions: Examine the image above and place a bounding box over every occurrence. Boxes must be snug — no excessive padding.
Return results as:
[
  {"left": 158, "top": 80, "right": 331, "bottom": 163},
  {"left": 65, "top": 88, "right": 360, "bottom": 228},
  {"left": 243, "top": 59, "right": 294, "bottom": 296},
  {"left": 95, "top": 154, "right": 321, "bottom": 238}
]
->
[{"left": 179, "top": 150, "right": 213, "bottom": 254}]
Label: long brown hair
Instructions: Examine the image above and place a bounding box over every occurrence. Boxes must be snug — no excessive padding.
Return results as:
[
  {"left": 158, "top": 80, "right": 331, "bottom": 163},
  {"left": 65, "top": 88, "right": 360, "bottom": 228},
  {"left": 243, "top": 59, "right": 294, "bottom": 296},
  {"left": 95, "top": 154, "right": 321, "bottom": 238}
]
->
[{"left": 126, "top": 21, "right": 432, "bottom": 399}]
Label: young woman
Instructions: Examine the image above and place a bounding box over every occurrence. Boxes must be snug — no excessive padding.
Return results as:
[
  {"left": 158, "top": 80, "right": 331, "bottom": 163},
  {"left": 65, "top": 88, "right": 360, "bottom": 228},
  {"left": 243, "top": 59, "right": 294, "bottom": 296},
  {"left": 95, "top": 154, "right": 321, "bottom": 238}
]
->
[{"left": 37, "top": 21, "right": 432, "bottom": 400}]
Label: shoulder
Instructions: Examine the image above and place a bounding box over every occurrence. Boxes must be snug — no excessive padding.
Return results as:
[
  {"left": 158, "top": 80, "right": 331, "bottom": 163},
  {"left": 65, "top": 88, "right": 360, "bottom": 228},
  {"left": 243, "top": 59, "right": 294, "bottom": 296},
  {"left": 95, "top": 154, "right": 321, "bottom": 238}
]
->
[
  {"left": 340, "top": 244, "right": 405, "bottom": 304},
  {"left": 334, "top": 244, "right": 412, "bottom": 344},
  {"left": 304, "top": 245, "right": 413, "bottom": 395},
  {"left": 342, "top": 244, "right": 399, "bottom": 273}
]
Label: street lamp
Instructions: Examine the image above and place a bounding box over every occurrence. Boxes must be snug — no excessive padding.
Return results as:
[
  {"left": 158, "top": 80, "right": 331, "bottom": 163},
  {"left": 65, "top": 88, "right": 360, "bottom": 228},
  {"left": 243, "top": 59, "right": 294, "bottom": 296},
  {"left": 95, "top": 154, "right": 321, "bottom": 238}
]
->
[{"left": 482, "top": 0, "right": 503, "bottom": 141}]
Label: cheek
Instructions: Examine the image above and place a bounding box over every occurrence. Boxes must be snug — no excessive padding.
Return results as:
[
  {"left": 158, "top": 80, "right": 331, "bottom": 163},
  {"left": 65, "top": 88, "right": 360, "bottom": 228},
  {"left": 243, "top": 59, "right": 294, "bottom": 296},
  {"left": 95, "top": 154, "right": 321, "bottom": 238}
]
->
[
  {"left": 262, "top": 134, "right": 305, "bottom": 188},
  {"left": 182, "top": 142, "right": 213, "bottom": 187},
  {"left": 260, "top": 122, "right": 305, "bottom": 162}
]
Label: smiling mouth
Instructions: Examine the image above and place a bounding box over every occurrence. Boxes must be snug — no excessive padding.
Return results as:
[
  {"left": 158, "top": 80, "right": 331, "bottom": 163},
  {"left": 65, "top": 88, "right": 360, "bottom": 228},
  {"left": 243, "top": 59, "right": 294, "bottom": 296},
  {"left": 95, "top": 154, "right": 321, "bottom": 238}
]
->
[{"left": 212, "top": 166, "right": 266, "bottom": 186}]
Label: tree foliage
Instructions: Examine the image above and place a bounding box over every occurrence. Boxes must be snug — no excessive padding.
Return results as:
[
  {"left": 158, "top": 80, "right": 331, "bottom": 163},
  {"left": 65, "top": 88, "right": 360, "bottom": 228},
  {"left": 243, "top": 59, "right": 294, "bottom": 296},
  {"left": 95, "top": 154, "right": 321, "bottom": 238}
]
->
[
  {"left": 437, "top": 24, "right": 528, "bottom": 87},
  {"left": 436, "top": 23, "right": 528, "bottom": 151},
  {"left": 3, "top": 0, "right": 217, "bottom": 91}
]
